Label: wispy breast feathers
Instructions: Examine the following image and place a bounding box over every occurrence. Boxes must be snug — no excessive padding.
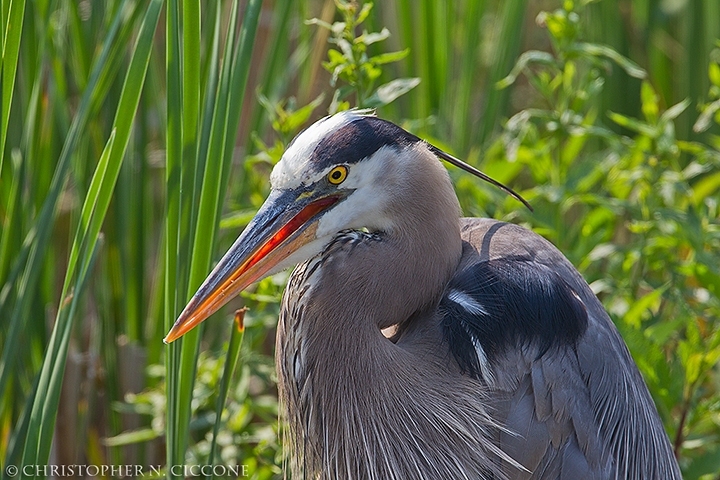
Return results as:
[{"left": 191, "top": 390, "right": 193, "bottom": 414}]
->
[{"left": 440, "top": 257, "right": 589, "bottom": 379}]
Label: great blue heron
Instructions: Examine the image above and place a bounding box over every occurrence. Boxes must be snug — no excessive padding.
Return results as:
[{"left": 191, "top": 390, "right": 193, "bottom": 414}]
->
[{"left": 165, "top": 110, "right": 681, "bottom": 479}]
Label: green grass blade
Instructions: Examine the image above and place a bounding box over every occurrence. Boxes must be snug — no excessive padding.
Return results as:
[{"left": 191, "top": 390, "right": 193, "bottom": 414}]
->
[
  {"left": 186, "top": 0, "right": 262, "bottom": 296},
  {"left": 18, "top": 122, "right": 115, "bottom": 467},
  {"left": 17, "top": 0, "right": 162, "bottom": 469},
  {"left": 164, "top": 0, "right": 262, "bottom": 473},
  {"left": 164, "top": 0, "right": 182, "bottom": 320},
  {"left": 0, "top": 150, "right": 22, "bottom": 282},
  {"left": 449, "top": 0, "right": 487, "bottom": 152},
  {"left": 0, "top": 0, "right": 26, "bottom": 175},
  {"left": 394, "top": 0, "right": 418, "bottom": 118},
  {"left": 194, "top": 2, "right": 221, "bottom": 213},
  {"left": 18, "top": 237, "right": 103, "bottom": 478},
  {"left": 207, "top": 310, "right": 245, "bottom": 480},
  {"left": 182, "top": 0, "right": 201, "bottom": 248},
  {"left": 3, "top": 374, "right": 36, "bottom": 478},
  {"left": 245, "top": 0, "right": 293, "bottom": 150},
  {"left": 477, "top": 0, "right": 528, "bottom": 146},
  {"left": 164, "top": 0, "right": 186, "bottom": 475},
  {"left": 0, "top": 0, "right": 136, "bottom": 413},
  {"left": 218, "top": 0, "right": 262, "bottom": 192},
  {"left": 182, "top": 0, "right": 201, "bottom": 155}
]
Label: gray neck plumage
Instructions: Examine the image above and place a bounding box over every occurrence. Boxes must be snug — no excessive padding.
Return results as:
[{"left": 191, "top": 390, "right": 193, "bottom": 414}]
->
[{"left": 276, "top": 146, "right": 514, "bottom": 479}]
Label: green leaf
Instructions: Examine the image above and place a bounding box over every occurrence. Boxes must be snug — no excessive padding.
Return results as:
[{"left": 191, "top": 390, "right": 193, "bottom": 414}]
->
[
  {"left": 572, "top": 42, "right": 647, "bottom": 79},
  {"left": 219, "top": 209, "right": 258, "bottom": 231},
  {"left": 364, "top": 77, "right": 420, "bottom": 108},
  {"left": 691, "top": 170, "right": 720, "bottom": 205},
  {"left": 709, "top": 62, "right": 720, "bottom": 87},
  {"left": 607, "top": 111, "right": 657, "bottom": 137},
  {"left": 370, "top": 48, "right": 410, "bottom": 65},
  {"left": 327, "top": 48, "right": 345, "bottom": 65},
  {"left": 356, "top": 2, "right": 373, "bottom": 24},
  {"left": 103, "top": 428, "right": 161, "bottom": 447},
  {"left": 641, "top": 81, "right": 659, "bottom": 122},
  {"left": 682, "top": 445, "right": 720, "bottom": 480},
  {"left": 281, "top": 94, "right": 325, "bottom": 134},
  {"left": 496, "top": 50, "right": 556, "bottom": 89},
  {"left": 623, "top": 286, "right": 667, "bottom": 329}
]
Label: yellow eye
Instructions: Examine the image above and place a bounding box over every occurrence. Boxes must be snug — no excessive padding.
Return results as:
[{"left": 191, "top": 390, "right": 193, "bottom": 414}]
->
[{"left": 327, "top": 165, "right": 348, "bottom": 185}]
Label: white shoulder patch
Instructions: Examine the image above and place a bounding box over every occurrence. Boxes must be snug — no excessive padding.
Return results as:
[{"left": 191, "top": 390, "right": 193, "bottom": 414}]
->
[
  {"left": 270, "top": 110, "right": 374, "bottom": 190},
  {"left": 447, "top": 289, "right": 488, "bottom": 316}
]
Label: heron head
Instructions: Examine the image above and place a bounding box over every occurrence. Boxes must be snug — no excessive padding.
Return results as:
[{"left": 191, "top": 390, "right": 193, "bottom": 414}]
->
[
  {"left": 164, "top": 111, "right": 422, "bottom": 342},
  {"left": 164, "top": 110, "right": 528, "bottom": 343}
]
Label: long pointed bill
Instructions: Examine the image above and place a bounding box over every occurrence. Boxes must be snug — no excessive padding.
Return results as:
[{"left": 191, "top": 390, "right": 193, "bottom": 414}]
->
[{"left": 164, "top": 189, "right": 343, "bottom": 343}]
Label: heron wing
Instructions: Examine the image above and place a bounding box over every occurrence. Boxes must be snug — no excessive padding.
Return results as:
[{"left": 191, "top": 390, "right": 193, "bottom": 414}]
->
[{"left": 438, "top": 218, "right": 681, "bottom": 479}]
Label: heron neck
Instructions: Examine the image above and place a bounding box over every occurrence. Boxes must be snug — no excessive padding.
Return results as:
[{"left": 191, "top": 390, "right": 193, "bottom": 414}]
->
[
  {"left": 278, "top": 171, "right": 464, "bottom": 379},
  {"left": 275, "top": 159, "right": 502, "bottom": 477},
  {"left": 320, "top": 152, "right": 462, "bottom": 331}
]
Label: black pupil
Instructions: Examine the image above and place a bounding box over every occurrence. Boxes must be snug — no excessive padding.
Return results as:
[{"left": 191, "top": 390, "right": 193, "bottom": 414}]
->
[{"left": 332, "top": 170, "right": 342, "bottom": 180}]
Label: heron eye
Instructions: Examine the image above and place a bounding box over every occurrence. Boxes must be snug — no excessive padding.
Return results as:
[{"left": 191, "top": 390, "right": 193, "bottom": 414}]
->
[{"left": 327, "top": 165, "right": 348, "bottom": 185}]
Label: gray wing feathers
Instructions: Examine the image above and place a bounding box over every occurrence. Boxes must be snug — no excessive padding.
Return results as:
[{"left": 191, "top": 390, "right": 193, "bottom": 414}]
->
[
  {"left": 498, "top": 375, "right": 549, "bottom": 479},
  {"left": 494, "top": 348, "right": 610, "bottom": 479},
  {"left": 460, "top": 218, "right": 681, "bottom": 479}
]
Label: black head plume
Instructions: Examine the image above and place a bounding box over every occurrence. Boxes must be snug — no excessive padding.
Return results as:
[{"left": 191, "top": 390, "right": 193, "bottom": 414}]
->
[{"left": 428, "top": 144, "right": 533, "bottom": 212}]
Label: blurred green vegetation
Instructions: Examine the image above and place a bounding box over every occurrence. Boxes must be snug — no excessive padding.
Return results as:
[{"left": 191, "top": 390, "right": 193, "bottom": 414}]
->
[{"left": 1, "top": 0, "right": 719, "bottom": 479}]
